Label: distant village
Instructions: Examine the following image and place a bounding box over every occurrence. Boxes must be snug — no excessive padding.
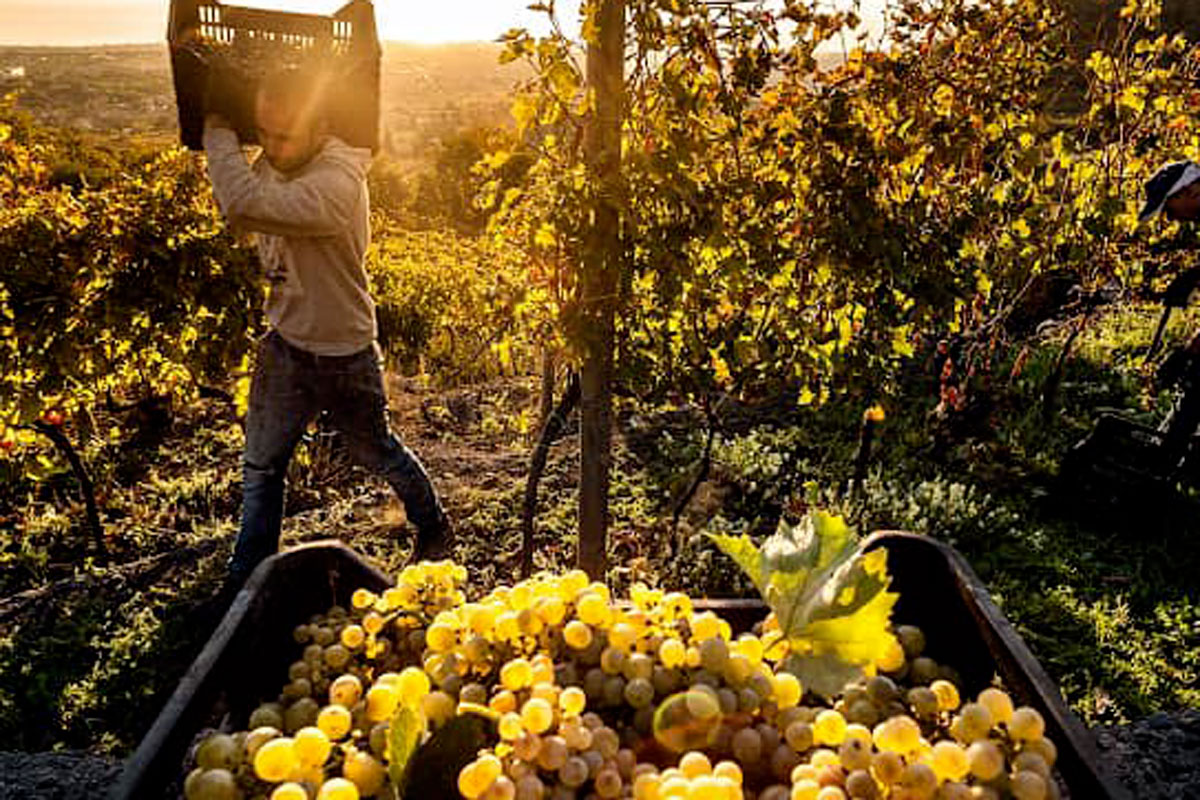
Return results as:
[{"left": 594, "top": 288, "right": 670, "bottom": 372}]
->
[{"left": 0, "top": 43, "right": 524, "bottom": 157}]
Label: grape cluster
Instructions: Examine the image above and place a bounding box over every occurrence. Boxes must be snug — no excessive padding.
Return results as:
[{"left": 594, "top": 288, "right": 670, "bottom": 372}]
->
[
  {"left": 180, "top": 564, "right": 1063, "bottom": 800},
  {"left": 182, "top": 562, "right": 464, "bottom": 800}
]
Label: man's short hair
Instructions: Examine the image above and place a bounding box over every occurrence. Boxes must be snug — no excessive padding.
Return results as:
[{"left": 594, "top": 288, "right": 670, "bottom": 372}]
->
[{"left": 256, "top": 65, "right": 332, "bottom": 131}]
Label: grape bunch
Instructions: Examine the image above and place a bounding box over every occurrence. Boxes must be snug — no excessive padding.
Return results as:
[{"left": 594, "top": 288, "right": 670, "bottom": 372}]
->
[
  {"left": 182, "top": 562, "right": 465, "bottom": 800},
  {"left": 179, "top": 563, "right": 1063, "bottom": 800}
]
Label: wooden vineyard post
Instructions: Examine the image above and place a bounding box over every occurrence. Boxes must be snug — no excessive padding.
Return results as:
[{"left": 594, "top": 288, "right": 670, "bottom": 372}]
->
[{"left": 578, "top": 0, "right": 625, "bottom": 580}]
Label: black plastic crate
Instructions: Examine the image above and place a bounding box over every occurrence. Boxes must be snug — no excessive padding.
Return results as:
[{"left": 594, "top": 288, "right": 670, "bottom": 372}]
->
[{"left": 167, "top": 0, "right": 381, "bottom": 152}]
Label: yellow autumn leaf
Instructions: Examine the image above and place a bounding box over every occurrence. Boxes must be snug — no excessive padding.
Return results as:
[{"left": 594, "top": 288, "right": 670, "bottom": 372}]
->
[
  {"left": 710, "top": 513, "right": 899, "bottom": 698},
  {"left": 1118, "top": 86, "right": 1147, "bottom": 115},
  {"left": 933, "top": 84, "right": 955, "bottom": 117},
  {"left": 710, "top": 349, "right": 732, "bottom": 385},
  {"left": 534, "top": 223, "right": 557, "bottom": 249}
]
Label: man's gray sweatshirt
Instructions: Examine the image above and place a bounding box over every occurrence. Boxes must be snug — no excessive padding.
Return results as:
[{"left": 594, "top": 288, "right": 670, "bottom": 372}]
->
[{"left": 204, "top": 128, "right": 376, "bottom": 357}]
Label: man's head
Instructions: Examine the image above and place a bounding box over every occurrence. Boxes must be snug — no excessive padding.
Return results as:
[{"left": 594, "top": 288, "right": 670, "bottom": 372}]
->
[
  {"left": 255, "top": 67, "right": 331, "bottom": 173},
  {"left": 1141, "top": 160, "right": 1200, "bottom": 223}
]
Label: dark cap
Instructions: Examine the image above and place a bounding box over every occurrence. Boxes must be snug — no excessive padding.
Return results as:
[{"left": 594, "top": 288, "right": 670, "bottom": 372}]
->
[{"left": 1140, "top": 160, "right": 1200, "bottom": 222}]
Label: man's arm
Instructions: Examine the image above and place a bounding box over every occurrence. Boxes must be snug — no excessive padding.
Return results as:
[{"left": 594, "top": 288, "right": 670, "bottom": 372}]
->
[{"left": 203, "top": 118, "right": 359, "bottom": 238}]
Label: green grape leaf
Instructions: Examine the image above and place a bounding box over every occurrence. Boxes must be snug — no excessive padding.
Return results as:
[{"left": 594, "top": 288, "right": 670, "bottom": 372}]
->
[
  {"left": 780, "top": 652, "right": 864, "bottom": 701},
  {"left": 387, "top": 703, "right": 426, "bottom": 797},
  {"left": 709, "top": 512, "right": 899, "bottom": 698}
]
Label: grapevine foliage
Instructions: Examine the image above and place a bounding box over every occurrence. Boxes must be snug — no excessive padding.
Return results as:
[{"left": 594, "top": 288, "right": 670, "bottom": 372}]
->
[
  {"left": 386, "top": 701, "right": 425, "bottom": 793},
  {"left": 484, "top": 0, "right": 1200, "bottom": 412},
  {"left": 366, "top": 227, "right": 551, "bottom": 383},
  {"left": 0, "top": 95, "right": 261, "bottom": 463}
]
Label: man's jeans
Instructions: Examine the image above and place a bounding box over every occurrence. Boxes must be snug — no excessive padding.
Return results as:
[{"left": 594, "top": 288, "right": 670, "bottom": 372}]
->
[{"left": 228, "top": 331, "right": 446, "bottom": 583}]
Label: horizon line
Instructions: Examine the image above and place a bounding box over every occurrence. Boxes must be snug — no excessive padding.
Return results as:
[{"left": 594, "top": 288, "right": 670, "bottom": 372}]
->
[{"left": 0, "top": 38, "right": 509, "bottom": 48}]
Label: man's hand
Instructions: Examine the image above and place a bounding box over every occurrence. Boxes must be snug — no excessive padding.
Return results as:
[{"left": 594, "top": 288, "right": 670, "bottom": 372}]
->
[{"left": 205, "top": 113, "right": 232, "bottom": 133}]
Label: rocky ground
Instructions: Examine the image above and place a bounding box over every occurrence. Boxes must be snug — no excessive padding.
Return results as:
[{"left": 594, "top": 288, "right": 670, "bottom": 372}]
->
[
  {"left": 1, "top": 711, "right": 1198, "bottom": 798},
  {"left": 1093, "top": 709, "right": 1200, "bottom": 799},
  {"left": 0, "top": 750, "right": 122, "bottom": 799}
]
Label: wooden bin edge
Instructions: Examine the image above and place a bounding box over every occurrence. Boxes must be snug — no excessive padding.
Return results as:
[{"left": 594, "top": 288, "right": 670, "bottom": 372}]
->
[
  {"left": 112, "top": 540, "right": 388, "bottom": 800},
  {"left": 866, "top": 531, "right": 1132, "bottom": 800}
]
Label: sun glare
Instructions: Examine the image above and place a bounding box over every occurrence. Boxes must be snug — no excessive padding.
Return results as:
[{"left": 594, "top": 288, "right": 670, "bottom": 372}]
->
[
  {"left": 232, "top": 0, "right": 562, "bottom": 43},
  {"left": 0, "top": 0, "right": 885, "bottom": 47}
]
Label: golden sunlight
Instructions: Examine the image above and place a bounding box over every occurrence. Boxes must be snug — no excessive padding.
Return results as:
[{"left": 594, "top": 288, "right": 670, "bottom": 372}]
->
[
  {"left": 0, "top": 0, "right": 884, "bottom": 47},
  {"left": 0, "top": 0, "right": 560, "bottom": 46}
]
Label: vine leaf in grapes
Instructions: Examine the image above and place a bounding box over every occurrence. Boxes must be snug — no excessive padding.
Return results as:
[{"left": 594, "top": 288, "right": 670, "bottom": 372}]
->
[
  {"left": 394, "top": 708, "right": 497, "bottom": 799},
  {"left": 386, "top": 703, "right": 424, "bottom": 798},
  {"left": 709, "top": 511, "right": 899, "bottom": 698}
]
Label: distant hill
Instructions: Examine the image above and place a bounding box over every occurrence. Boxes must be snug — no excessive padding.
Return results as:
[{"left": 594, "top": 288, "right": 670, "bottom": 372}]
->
[
  {"left": 0, "top": 46, "right": 176, "bottom": 134},
  {"left": 0, "top": 42, "right": 849, "bottom": 158},
  {"left": 0, "top": 42, "right": 528, "bottom": 157},
  {"left": 378, "top": 42, "right": 528, "bottom": 156}
]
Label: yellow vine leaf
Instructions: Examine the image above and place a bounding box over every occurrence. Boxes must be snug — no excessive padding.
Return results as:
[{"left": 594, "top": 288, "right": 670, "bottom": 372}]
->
[
  {"left": 1118, "top": 86, "right": 1147, "bottom": 115},
  {"left": 386, "top": 703, "right": 426, "bottom": 796},
  {"left": 933, "top": 84, "right": 955, "bottom": 117},
  {"left": 709, "top": 511, "right": 899, "bottom": 698}
]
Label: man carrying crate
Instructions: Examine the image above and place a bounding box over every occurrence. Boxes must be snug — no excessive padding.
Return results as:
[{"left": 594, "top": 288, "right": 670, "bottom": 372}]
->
[{"left": 203, "top": 66, "right": 450, "bottom": 586}]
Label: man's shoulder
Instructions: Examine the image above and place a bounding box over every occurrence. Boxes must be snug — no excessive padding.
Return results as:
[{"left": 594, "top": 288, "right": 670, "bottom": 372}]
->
[{"left": 311, "top": 137, "right": 373, "bottom": 175}]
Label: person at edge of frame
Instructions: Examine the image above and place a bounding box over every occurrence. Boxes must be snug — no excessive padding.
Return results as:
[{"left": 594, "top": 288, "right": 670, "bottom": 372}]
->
[
  {"left": 202, "top": 64, "right": 451, "bottom": 592},
  {"left": 1140, "top": 159, "right": 1200, "bottom": 469}
]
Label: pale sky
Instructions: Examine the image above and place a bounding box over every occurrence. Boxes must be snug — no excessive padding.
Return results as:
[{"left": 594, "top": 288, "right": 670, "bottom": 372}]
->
[
  {"left": 0, "top": 0, "right": 885, "bottom": 47},
  {"left": 0, "top": 0, "right": 554, "bottom": 46}
]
